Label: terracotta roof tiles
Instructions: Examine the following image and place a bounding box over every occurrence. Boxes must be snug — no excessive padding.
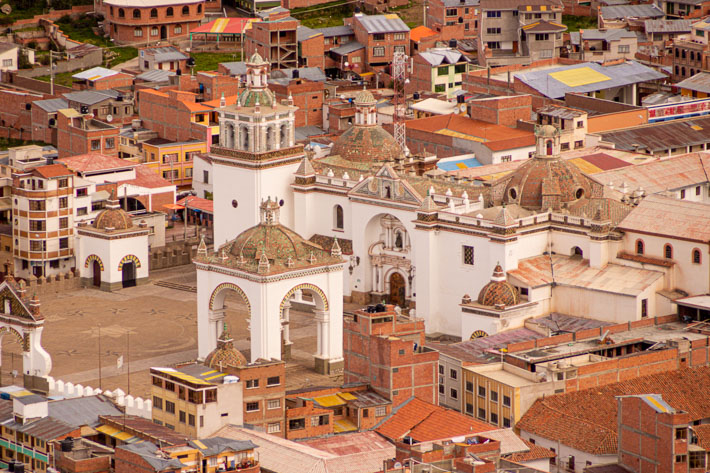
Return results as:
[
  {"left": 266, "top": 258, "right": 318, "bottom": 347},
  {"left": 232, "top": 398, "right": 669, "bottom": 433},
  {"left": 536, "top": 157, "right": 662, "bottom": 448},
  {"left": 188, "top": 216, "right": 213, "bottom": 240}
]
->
[
  {"left": 516, "top": 367, "right": 710, "bottom": 455},
  {"left": 617, "top": 194, "right": 710, "bottom": 242},
  {"left": 58, "top": 153, "right": 137, "bottom": 173},
  {"left": 506, "top": 440, "right": 556, "bottom": 462},
  {"left": 31, "top": 163, "right": 73, "bottom": 179}
]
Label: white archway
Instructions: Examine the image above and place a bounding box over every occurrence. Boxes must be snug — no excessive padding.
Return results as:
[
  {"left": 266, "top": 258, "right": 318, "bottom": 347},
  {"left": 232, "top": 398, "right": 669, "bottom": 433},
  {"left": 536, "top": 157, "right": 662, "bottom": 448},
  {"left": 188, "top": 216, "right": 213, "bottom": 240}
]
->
[
  {"left": 279, "top": 283, "right": 330, "bottom": 364},
  {"left": 364, "top": 213, "right": 414, "bottom": 305}
]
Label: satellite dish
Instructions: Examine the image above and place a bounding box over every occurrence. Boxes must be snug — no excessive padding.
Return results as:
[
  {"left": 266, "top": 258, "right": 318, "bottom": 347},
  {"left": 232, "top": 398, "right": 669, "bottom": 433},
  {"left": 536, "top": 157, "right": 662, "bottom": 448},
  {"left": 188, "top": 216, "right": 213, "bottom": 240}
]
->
[{"left": 106, "top": 114, "right": 113, "bottom": 122}]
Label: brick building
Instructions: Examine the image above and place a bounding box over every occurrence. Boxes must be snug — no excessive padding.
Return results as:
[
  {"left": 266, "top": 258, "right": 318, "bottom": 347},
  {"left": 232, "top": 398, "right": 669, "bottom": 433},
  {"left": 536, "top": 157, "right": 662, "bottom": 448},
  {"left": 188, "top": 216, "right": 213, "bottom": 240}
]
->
[
  {"left": 53, "top": 438, "right": 113, "bottom": 473},
  {"left": 71, "top": 67, "right": 134, "bottom": 91},
  {"left": 672, "top": 17, "right": 710, "bottom": 81},
  {"left": 138, "top": 45, "right": 189, "bottom": 71},
  {"left": 63, "top": 90, "right": 135, "bottom": 125},
  {"left": 270, "top": 76, "right": 324, "bottom": 128},
  {"left": 426, "top": 0, "right": 480, "bottom": 40},
  {"left": 244, "top": 9, "right": 298, "bottom": 70},
  {"left": 31, "top": 98, "right": 68, "bottom": 146},
  {"left": 56, "top": 109, "right": 120, "bottom": 158},
  {"left": 343, "top": 305, "right": 439, "bottom": 407},
  {"left": 345, "top": 13, "right": 410, "bottom": 72},
  {"left": 0, "top": 89, "right": 41, "bottom": 142},
  {"left": 362, "top": 0, "right": 408, "bottom": 13},
  {"left": 297, "top": 26, "right": 325, "bottom": 69},
  {"left": 101, "top": 0, "right": 205, "bottom": 45},
  {"left": 138, "top": 88, "right": 219, "bottom": 145}
]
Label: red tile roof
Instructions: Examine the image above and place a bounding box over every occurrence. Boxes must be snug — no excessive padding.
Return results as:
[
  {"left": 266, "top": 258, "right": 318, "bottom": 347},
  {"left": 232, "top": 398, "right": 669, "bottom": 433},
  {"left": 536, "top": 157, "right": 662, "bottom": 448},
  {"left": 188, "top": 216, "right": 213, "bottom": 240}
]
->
[
  {"left": 119, "top": 165, "right": 174, "bottom": 190},
  {"left": 32, "top": 163, "right": 73, "bottom": 179},
  {"left": 58, "top": 153, "right": 137, "bottom": 173},
  {"left": 375, "top": 398, "right": 495, "bottom": 443},
  {"left": 516, "top": 367, "right": 710, "bottom": 455},
  {"left": 302, "top": 431, "right": 394, "bottom": 456},
  {"left": 617, "top": 194, "right": 710, "bottom": 243},
  {"left": 410, "top": 26, "right": 438, "bottom": 42},
  {"left": 579, "top": 153, "right": 630, "bottom": 171},
  {"left": 406, "top": 114, "right": 533, "bottom": 143},
  {"left": 694, "top": 424, "right": 710, "bottom": 450},
  {"left": 506, "top": 440, "right": 556, "bottom": 463}
]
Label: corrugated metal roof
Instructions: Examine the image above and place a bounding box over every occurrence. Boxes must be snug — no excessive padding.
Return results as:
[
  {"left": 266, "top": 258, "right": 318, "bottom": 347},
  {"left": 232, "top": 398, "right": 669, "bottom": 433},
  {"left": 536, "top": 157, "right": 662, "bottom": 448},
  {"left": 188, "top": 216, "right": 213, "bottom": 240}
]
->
[
  {"left": 297, "top": 25, "right": 322, "bottom": 42},
  {"left": 597, "top": 118, "right": 710, "bottom": 153},
  {"left": 419, "top": 48, "right": 465, "bottom": 66},
  {"left": 119, "top": 442, "right": 185, "bottom": 471},
  {"left": 135, "top": 69, "right": 175, "bottom": 82},
  {"left": 49, "top": 395, "right": 122, "bottom": 428},
  {"left": 33, "top": 98, "right": 68, "bottom": 112},
  {"left": 675, "top": 71, "right": 710, "bottom": 94},
  {"left": 189, "top": 437, "right": 257, "bottom": 456},
  {"left": 72, "top": 66, "right": 119, "bottom": 81},
  {"left": 600, "top": 4, "right": 663, "bottom": 19},
  {"left": 514, "top": 60, "right": 666, "bottom": 99},
  {"left": 356, "top": 14, "right": 409, "bottom": 33},
  {"left": 644, "top": 19, "right": 692, "bottom": 33},
  {"left": 575, "top": 28, "right": 636, "bottom": 41},
  {"left": 316, "top": 25, "right": 353, "bottom": 37},
  {"left": 220, "top": 61, "right": 246, "bottom": 76},
  {"left": 63, "top": 90, "right": 117, "bottom": 106},
  {"left": 330, "top": 41, "right": 365, "bottom": 55}
]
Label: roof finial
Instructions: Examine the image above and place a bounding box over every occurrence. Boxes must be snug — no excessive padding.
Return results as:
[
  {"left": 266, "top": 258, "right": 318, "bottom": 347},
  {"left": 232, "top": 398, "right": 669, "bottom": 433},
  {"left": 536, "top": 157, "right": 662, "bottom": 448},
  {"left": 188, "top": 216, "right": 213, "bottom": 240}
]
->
[
  {"left": 197, "top": 234, "right": 207, "bottom": 256},
  {"left": 331, "top": 237, "right": 342, "bottom": 257}
]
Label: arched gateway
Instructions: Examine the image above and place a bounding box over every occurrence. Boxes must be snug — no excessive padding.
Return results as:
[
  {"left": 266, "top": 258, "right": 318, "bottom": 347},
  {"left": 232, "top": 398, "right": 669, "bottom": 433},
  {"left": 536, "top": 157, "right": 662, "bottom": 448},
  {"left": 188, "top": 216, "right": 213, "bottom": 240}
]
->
[{"left": 195, "top": 198, "right": 346, "bottom": 374}]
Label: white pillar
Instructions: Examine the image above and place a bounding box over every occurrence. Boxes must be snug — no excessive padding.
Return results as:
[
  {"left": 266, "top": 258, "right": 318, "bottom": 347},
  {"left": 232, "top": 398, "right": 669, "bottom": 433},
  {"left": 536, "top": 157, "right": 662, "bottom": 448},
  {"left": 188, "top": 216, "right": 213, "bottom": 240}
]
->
[
  {"left": 315, "top": 310, "right": 324, "bottom": 357},
  {"left": 282, "top": 301, "right": 291, "bottom": 344},
  {"left": 371, "top": 263, "right": 378, "bottom": 292}
]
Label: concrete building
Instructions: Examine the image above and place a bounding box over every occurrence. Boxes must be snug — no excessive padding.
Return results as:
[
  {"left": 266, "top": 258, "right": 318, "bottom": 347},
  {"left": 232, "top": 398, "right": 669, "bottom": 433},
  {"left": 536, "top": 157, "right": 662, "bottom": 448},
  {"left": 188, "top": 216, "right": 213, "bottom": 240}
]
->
[
  {"left": 568, "top": 28, "right": 638, "bottom": 62},
  {"left": 411, "top": 47, "right": 472, "bottom": 98},
  {"left": 343, "top": 305, "right": 439, "bottom": 407},
  {"left": 672, "top": 17, "right": 710, "bottom": 81},
  {"left": 142, "top": 138, "right": 206, "bottom": 188},
  {"left": 12, "top": 163, "right": 75, "bottom": 279},
  {"left": 0, "top": 42, "right": 19, "bottom": 72},
  {"left": 138, "top": 45, "right": 189, "bottom": 72},
  {"left": 244, "top": 8, "right": 298, "bottom": 70},
  {"left": 478, "top": 0, "right": 567, "bottom": 67},
  {"left": 535, "top": 104, "right": 588, "bottom": 151},
  {"left": 426, "top": 0, "right": 479, "bottom": 40}
]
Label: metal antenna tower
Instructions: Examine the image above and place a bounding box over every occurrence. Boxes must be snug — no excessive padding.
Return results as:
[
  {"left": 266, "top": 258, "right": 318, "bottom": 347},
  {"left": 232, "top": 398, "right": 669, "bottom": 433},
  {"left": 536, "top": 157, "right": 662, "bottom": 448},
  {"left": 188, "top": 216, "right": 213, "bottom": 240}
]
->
[{"left": 392, "top": 50, "right": 410, "bottom": 156}]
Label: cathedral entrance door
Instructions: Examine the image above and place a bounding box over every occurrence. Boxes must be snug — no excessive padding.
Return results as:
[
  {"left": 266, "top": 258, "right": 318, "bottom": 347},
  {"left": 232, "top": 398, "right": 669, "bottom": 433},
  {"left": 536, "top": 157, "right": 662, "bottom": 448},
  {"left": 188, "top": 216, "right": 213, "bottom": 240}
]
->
[
  {"left": 122, "top": 262, "right": 136, "bottom": 288},
  {"left": 389, "top": 272, "right": 406, "bottom": 307},
  {"left": 92, "top": 260, "right": 101, "bottom": 287}
]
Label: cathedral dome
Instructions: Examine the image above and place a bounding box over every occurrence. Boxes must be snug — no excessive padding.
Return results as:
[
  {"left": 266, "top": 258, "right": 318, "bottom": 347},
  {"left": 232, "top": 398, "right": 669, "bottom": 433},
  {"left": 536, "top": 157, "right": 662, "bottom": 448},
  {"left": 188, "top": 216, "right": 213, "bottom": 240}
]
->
[
  {"left": 331, "top": 125, "right": 404, "bottom": 163},
  {"left": 355, "top": 89, "right": 376, "bottom": 105},
  {"left": 212, "top": 197, "right": 343, "bottom": 275},
  {"left": 538, "top": 124, "right": 558, "bottom": 137},
  {"left": 477, "top": 264, "right": 519, "bottom": 307},
  {"left": 93, "top": 191, "right": 132, "bottom": 230},
  {"left": 204, "top": 323, "right": 247, "bottom": 369}
]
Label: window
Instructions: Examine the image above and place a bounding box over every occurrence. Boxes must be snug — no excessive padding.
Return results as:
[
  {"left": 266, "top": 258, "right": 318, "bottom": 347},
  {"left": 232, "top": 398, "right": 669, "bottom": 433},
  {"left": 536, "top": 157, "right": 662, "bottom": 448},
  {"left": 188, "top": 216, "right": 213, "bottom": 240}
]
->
[
  {"left": 665, "top": 244, "right": 673, "bottom": 259},
  {"left": 534, "top": 12, "right": 542, "bottom": 18},
  {"left": 490, "top": 391, "right": 498, "bottom": 403},
  {"left": 486, "top": 27, "right": 501, "bottom": 34},
  {"left": 59, "top": 238, "right": 68, "bottom": 249},
  {"left": 29, "top": 220, "right": 45, "bottom": 231},
  {"left": 134, "top": 28, "right": 143, "bottom": 37},
  {"left": 501, "top": 155, "right": 512, "bottom": 162},
  {"left": 439, "top": 384, "right": 444, "bottom": 394},
  {"left": 334, "top": 205, "right": 344, "bottom": 230},
  {"left": 681, "top": 189, "right": 686, "bottom": 199},
  {"left": 153, "top": 396, "right": 162, "bottom": 409},
  {"left": 246, "top": 379, "right": 259, "bottom": 389},
  {"left": 478, "top": 386, "right": 486, "bottom": 398},
  {"left": 466, "top": 381, "right": 473, "bottom": 392},
  {"left": 676, "top": 427, "right": 687, "bottom": 440},
  {"left": 618, "top": 44, "right": 630, "bottom": 53},
  {"left": 166, "top": 6, "right": 173, "bottom": 15},
  {"left": 487, "top": 41, "right": 501, "bottom": 49},
  {"left": 182, "top": 5, "right": 189, "bottom": 14},
  {"left": 641, "top": 298, "right": 648, "bottom": 318},
  {"left": 455, "top": 63, "right": 467, "bottom": 74},
  {"left": 568, "top": 455, "right": 575, "bottom": 471},
  {"left": 363, "top": 409, "right": 369, "bottom": 418},
  {"left": 490, "top": 412, "right": 498, "bottom": 424},
  {"left": 446, "top": 7, "right": 457, "bottom": 15},
  {"left": 450, "top": 369, "right": 458, "bottom": 380},
  {"left": 151, "top": 27, "right": 159, "bottom": 36},
  {"left": 58, "top": 178, "right": 68, "bottom": 188},
  {"left": 696, "top": 185, "right": 702, "bottom": 196},
  {"left": 503, "top": 417, "right": 511, "bottom": 428},
  {"left": 267, "top": 376, "right": 280, "bottom": 386},
  {"left": 693, "top": 249, "right": 701, "bottom": 264},
  {"left": 165, "top": 381, "right": 175, "bottom": 391},
  {"left": 636, "top": 240, "right": 644, "bottom": 255},
  {"left": 394, "top": 33, "right": 405, "bottom": 40},
  {"left": 267, "top": 399, "right": 281, "bottom": 409},
  {"left": 179, "top": 411, "right": 186, "bottom": 423},
  {"left": 434, "top": 84, "right": 446, "bottom": 93},
  {"left": 463, "top": 245, "right": 474, "bottom": 265},
  {"left": 373, "top": 33, "right": 385, "bottom": 41},
  {"left": 202, "top": 170, "right": 209, "bottom": 184},
  {"left": 268, "top": 422, "right": 281, "bottom": 433},
  {"left": 311, "top": 415, "right": 329, "bottom": 426},
  {"left": 105, "top": 138, "right": 114, "bottom": 149},
  {"left": 478, "top": 408, "right": 486, "bottom": 420},
  {"left": 150, "top": 7, "right": 157, "bottom": 17},
  {"left": 450, "top": 388, "right": 458, "bottom": 399},
  {"left": 439, "top": 364, "right": 444, "bottom": 375},
  {"left": 438, "top": 65, "right": 449, "bottom": 76},
  {"left": 197, "top": 4, "right": 201, "bottom": 12},
  {"left": 165, "top": 401, "right": 175, "bottom": 414},
  {"left": 535, "top": 33, "right": 549, "bottom": 41},
  {"left": 91, "top": 139, "right": 101, "bottom": 151},
  {"left": 373, "top": 46, "right": 385, "bottom": 57},
  {"left": 289, "top": 418, "right": 305, "bottom": 430},
  {"left": 29, "top": 200, "right": 45, "bottom": 211},
  {"left": 689, "top": 452, "right": 705, "bottom": 469},
  {"left": 676, "top": 455, "right": 687, "bottom": 463},
  {"left": 118, "top": 7, "right": 124, "bottom": 17},
  {"left": 60, "top": 218, "right": 68, "bottom": 229},
  {"left": 77, "top": 207, "right": 88, "bottom": 216},
  {"left": 132, "top": 8, "right": 140, "bottom": 18},
  {"left": 486, "top": 10, "right": 501, "bottom": 17},
  {"left": 246, "top": 402, "right": 259, "bottom": 412},
  {"left": 376, "top": 406, "right": 386, "bottom": 417}
]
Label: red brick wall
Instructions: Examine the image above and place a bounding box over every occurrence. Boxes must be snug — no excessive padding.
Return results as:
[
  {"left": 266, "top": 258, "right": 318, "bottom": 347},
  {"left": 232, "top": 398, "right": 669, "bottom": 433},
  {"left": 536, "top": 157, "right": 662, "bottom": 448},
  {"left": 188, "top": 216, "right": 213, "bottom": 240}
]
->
[
  {"left": 467, "top": 95, "right": 532, "bottom": 127},
  {"left": 227, "top": 361, "right": 285, "bottom": 437},
  {"left": 31, "top": 106, "right": 58, "bottom": 145},
  {"left": 80, "top": 73, "right": 133, "bottom": 91},
  {"left": 55, "top": 450, "right": 111, "bottom": 473},
  {"left": 138, "top": 89, "right": 201, "bottom": 142},
  {"left": 427, "top": 0, "right": 478, "bottom": 39},
  {"left": 347, "top": 16, "right": 410, "bottom": 71},
  {"left": 299, "top": 35, "right": 325, "bottom": 70},
  {"left": 0, "top": 89, "right": 40, "bottom": 141},
  {"left": 115, "top": 446, "right": 165, "bottom": 473},
  {"left": 56, "top": 113, "right": 120, "bottom": 158},
  {"left": 105, "top": 2, "right": 204, "bottom": 44},
  {"left": 272, "top": 79, "right": 324, "bottom": 128},
  {"left": 285, "top": 402, "right": 332, "bottom": 440}
]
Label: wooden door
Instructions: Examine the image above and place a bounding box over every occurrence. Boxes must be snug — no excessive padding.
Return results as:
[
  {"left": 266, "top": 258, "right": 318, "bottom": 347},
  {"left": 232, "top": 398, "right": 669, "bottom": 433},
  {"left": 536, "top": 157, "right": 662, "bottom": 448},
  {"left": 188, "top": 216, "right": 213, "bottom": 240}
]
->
[
  {"left": 92, "top": 260, "right": 101, "bottom": 287},
  {"left": 389, "top": 272, "right": 406, "bottom": 307},
  {"left": 122, "top": 262, "right": 136, "bottom": 288}
]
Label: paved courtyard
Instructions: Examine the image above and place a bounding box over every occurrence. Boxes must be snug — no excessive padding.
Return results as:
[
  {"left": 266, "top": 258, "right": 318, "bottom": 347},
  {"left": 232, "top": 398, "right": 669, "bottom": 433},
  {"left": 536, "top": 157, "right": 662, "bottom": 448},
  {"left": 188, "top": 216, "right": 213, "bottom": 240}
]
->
[{"left": 2, "top": 265, "right": 342, "bottom": 399}]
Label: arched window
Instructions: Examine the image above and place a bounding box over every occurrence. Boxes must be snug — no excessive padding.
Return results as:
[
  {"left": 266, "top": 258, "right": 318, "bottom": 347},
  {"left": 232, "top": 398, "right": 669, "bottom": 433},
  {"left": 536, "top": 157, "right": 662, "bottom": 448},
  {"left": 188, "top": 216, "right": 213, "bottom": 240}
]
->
[
  {"left": 166, "top": 6, "right": 173, "bottom": 16},
  {"left": 675, "top": 48, "right": 679, "bottom": 57},
  {"left": 150, "top": 7, "right": 157, "bottom": 17},
  {"left": 682, "top": 67, "right": 686, "bottom": 77},
  {"left": 110, "top": 6, "right": 113, "bottom": 15},
  {"left": 394, "top": 231, "right": 404, "bottom": 249},
  {"left": 197, "top": 3, "right": 202, "bottom": 12},
  {"left": 134, "top": 27, "right": 143, "bottom": 37},
  {"left": 675, "top": 66, "right": 680, "bottom": 75},
  {"left": 691, "top": 51, "right": 695, "bottom": 61},
  {"left": 664, "top": 244, "right": 673, "bottom": 259},
  {"left": 182, "top": 5, "right": 190, "bottom": 15},
  {"left": 334, "top": 205, "right": 344, "bottom": 230},
  {"left": 636, "top": 239, "right": 644, "bottom": 255},
  {"left": 682, "top": 49, "right": 686, "bottom": 59},
  {"left": 693, "top": 248, "right": 702, "bottom": 264},
  {"left": 133, "top": 8, "right": 141, "bottom": 18},
  {"left": 118, "top": 7, "right": 125, "bottom": 17},
  {"left": 546, "top": 140, "right": 552, "bottom": 155}
]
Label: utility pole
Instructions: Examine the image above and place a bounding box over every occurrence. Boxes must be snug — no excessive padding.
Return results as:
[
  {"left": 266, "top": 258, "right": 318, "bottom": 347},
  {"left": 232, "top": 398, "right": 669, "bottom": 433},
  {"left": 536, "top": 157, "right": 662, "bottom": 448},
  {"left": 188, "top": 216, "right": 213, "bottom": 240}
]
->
[
  {"left": 98, "top": 324, "right": 102, "bottom": 390},
  {"left": 183, "top": 196, "right": 190, "bottom": 240},
  {"left": 126, "top": 330, "right": 130, "bottom": 396}
]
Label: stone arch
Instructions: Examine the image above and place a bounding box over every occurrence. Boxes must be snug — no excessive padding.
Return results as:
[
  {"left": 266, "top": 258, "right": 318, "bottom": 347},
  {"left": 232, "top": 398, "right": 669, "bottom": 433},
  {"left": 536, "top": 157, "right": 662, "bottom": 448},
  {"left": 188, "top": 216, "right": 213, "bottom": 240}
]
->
[
  {"left": 266, "top": 125, "right": 275, "bottom": 151},
  {"left": 280, "top": 123, "right": 290, "bottom": 148},
  {"left": 118, "top": 254, "right": 141, "bottom": 271},
  {"left": 209, "top": 282, "right": 251, "bottom": 313},
  {"left": 84, "top": 254, "right": 104, "bottom": 271},
  {"left": 0, "top": 326, "right": 27, "bottom": 352},
  {"left": 224, "top": 121, "right": 235, "bottom": 148},
  {"left": 571, "top": 246, "right": 583, "bottom": 258},
  {"left": 280, "top": 283, "right": 328, "bottom": 312},
  {"left": 240, "top": 125, "right": 250, "bottom": 150}
]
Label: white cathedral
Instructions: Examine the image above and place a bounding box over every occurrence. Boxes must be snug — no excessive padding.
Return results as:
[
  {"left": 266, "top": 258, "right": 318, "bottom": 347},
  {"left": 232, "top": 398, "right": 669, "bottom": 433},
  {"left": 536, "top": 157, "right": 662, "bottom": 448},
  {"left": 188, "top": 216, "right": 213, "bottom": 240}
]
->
[{"left": 195, "top": 52, "right": 710, "bottom": 372}]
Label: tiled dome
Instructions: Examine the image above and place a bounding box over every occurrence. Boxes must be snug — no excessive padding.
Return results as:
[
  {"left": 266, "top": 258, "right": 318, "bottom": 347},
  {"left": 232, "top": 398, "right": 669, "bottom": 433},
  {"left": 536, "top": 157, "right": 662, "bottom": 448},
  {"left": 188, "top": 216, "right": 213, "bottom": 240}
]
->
[
  {"left": 355, "top": 89, "right": 376, "bottom": 104},
  {"left": 204, "top": 323, "right": 247, "bottom": 369},
  {"left": 331, "top": 125, "right": 404, "bottom": 163},
  {"left": 93, "top": 191, "right": 132, "bottom": 230},
  {"left": 477, "top": 264, "right": 519, "bottom": 307}
]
